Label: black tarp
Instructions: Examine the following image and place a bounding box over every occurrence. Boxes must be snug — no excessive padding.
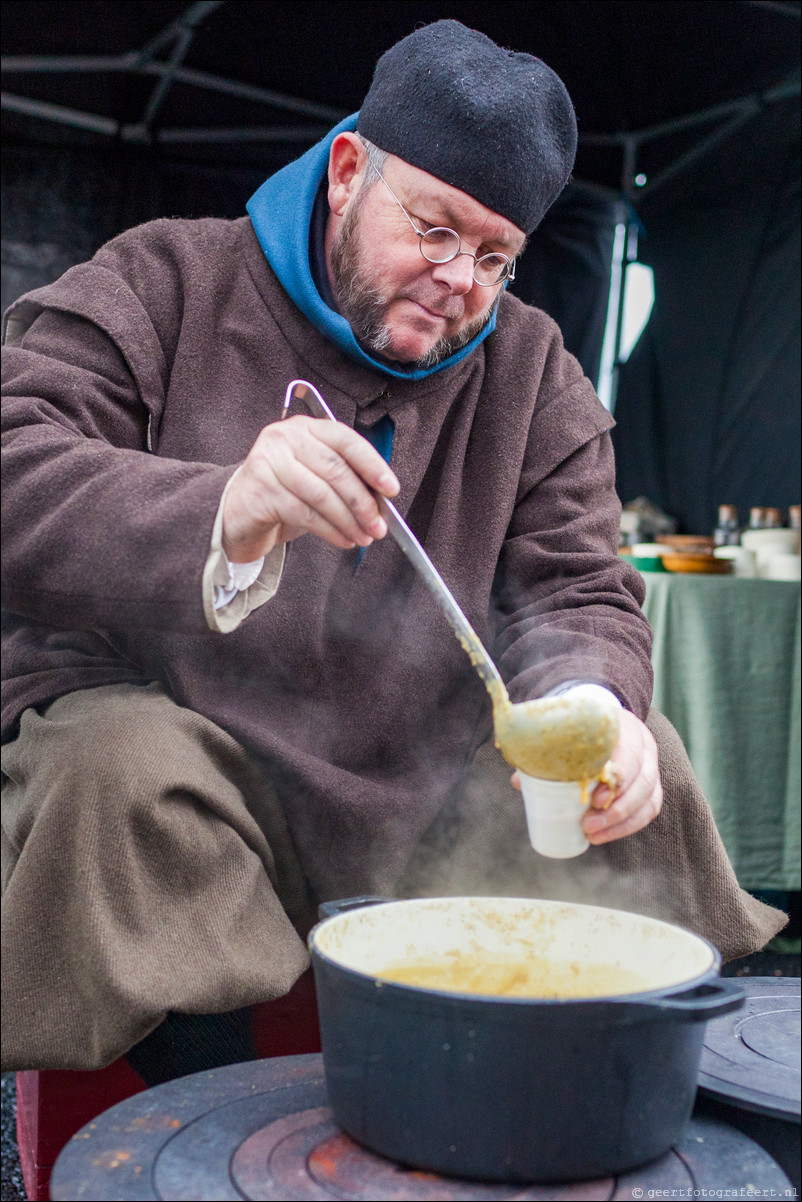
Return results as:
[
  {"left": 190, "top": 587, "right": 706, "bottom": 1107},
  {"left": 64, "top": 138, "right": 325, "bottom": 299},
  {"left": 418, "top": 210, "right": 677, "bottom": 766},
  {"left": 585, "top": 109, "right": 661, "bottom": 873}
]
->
[
  {"left": 2, "top": 0, "right": 799, "bottom": 533},
  {"left": 612, "top": 95, "right": 801, "bottom": 531}
]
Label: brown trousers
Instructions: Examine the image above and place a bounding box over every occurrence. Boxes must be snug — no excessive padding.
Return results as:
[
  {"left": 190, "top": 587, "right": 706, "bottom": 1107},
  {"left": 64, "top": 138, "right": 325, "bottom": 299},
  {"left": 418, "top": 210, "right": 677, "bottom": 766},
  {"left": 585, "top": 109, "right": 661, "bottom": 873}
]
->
[{"left": 1, "top": 683, "right": 786, "bottom": 1072}]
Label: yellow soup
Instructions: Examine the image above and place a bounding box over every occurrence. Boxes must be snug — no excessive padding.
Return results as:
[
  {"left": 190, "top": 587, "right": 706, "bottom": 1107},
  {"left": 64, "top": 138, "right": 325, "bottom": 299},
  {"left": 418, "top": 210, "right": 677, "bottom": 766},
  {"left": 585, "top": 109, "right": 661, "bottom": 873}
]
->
[{"left": 376, "top": 954, "right": 650, "bottom": 999}]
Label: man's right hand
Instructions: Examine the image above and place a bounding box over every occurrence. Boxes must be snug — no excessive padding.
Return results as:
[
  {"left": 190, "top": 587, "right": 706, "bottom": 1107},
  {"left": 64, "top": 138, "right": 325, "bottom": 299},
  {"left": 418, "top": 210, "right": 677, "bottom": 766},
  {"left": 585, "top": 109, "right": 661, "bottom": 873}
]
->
[{"left": 222, "top": 415, "right": 400, "bottom": 563}]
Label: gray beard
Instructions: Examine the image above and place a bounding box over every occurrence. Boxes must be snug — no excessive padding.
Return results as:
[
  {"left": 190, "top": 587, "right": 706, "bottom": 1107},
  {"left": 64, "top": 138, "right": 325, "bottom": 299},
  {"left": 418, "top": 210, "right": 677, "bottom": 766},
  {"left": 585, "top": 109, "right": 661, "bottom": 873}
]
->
[{"left": 330, "top": 195, "right": 497, "bottom": 369}]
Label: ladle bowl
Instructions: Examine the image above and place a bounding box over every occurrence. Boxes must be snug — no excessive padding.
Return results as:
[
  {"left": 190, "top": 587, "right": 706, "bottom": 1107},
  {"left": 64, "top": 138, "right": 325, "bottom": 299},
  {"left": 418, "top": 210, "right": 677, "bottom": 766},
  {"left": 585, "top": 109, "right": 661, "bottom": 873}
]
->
[{"left": 494, "top": 692, "right": 620, "bottom": 781}]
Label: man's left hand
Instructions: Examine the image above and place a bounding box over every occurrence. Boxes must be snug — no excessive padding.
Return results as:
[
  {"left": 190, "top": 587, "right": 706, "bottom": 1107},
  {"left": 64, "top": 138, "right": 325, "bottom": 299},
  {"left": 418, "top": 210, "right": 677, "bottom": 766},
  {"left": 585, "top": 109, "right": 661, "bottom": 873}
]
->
[
  {"left": 581, "top": 710, "right": 662, "bottom": 843},
  {"left": 511, "top": 709, "right": 662, "bottom": 844}
]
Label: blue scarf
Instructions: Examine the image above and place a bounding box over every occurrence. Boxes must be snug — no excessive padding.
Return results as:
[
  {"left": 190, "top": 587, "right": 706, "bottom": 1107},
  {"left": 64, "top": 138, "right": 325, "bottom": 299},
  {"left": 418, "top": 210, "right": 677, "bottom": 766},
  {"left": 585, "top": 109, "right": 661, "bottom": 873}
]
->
[{"left": 246, "top": 113, "right": 497, "bottom": 381}]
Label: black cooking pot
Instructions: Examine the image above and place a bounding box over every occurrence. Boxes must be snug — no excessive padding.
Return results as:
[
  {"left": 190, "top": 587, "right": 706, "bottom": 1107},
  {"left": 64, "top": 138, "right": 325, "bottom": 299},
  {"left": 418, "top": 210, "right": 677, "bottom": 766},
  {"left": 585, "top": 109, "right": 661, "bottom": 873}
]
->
[{"left": 309, "top": 895, "right": 744, "bottom": 1182}]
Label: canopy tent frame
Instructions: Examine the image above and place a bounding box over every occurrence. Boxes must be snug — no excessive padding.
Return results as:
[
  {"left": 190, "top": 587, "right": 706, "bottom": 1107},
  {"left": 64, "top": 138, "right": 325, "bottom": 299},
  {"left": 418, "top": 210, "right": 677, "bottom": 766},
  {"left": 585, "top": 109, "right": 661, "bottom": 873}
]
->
[
  {"left": 2, "top": 0, "right": 799, "bottom": 198},
  {"left": 2, "top": 0, "right": 798, "bottom": 430}
]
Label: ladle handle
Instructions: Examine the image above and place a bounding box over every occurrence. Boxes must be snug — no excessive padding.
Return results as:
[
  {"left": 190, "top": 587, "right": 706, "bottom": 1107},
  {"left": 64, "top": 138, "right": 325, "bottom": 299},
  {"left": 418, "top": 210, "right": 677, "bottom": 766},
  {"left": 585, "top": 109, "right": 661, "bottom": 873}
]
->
[{"left": 283, "top": 380, "right": 506, "bottom": 702}]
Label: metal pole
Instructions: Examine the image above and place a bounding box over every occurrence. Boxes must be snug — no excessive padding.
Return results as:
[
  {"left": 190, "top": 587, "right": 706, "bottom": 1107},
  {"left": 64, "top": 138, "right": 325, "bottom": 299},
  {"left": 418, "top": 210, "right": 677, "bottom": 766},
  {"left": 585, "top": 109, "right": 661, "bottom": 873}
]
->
[
  {"left": 745, "top": 0, "right": 801, "bottom": 18},
  {"left": 133, "top": 1, "right": 226, "bottom": 66},
  {"left": 0, "top": 58, "right": 347, "bottom": 123},
  {"left": 141, "top": 27, "right": 195, "bottom": 128},
  {"left": 621, "top": 136, "right": 637, "bottom": 199},
  {"left": 597, "top": 205, "right": 628, "bottom": 411},
  {"left": 1, "top": 55, "right": 130, "bottom": 71},
  {"left": 609, "top": 221, "right": 638, "bottom": 413},
  {"left": 635, "top": 107, "right": 759, "bottom": 200},
  {"left": 154, "top": 124, "right": 334, "bottom": 143},
  {"left": 139, "top": 63, "right": 347, "bottom": 122},
  {"left": 578, "top": 70, "right": 799, "bottom": 147},
  {"left": 0, "top": 90, "right": 119, "bottom": 134},
  {"left": 0, "top": 93, "right": 332, "bottom": 144}
]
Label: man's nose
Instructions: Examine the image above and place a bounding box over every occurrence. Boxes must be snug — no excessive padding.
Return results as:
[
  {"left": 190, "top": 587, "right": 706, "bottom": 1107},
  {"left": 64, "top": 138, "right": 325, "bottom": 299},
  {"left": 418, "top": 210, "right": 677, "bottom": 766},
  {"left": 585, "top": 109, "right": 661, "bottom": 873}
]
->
[{"left": 430, "top": 252, "right": 476, "bottom": 294}]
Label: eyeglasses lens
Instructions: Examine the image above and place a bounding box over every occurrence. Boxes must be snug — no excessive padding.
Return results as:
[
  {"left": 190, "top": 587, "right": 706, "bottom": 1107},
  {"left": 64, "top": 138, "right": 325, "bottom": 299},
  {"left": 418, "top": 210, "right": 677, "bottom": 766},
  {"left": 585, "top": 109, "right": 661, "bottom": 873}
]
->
[
  {"left": 419, "top": 228, "right": 460, "bottom": 262},
  {"left": 419, "top": 229, "right": 511, "bottom": 285},
  {"left": 475, "top": 255, "right": 511, "bottom": 285}
]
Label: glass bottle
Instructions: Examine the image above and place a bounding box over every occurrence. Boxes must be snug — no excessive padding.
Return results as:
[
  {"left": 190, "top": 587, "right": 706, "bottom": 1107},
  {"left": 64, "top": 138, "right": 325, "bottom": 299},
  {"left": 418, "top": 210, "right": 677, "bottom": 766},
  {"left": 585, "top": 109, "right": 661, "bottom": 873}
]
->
[
  {"left": 789, "top": 505, "right": 801, "bottom": 531},
  {"left": 747, "top": 507, "right": 768, "bottom": 530},
  {"left": 763, "top": 508, "right": 783, "bottom": 529},
  {"left": 713, "top": 505, "right": 740, "bottom": 546}
]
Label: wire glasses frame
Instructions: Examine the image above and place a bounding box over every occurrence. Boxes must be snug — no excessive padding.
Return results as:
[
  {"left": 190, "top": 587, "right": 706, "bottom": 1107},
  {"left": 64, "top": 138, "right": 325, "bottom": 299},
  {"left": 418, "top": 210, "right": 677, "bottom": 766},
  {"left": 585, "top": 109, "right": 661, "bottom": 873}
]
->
[{"left": 366, "top": 158, "right": 517, "bottom": 287}]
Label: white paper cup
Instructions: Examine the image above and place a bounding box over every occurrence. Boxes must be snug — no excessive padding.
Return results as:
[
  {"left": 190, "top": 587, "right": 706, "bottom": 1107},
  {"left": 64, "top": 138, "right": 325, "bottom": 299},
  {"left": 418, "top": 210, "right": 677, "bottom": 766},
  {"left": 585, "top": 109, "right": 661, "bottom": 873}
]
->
[
  {"left": 713, "top": 546, "right": 757, "bottom": 577},
  {"left": 519, "top": 774, "right": 591, "bottom": 858}
]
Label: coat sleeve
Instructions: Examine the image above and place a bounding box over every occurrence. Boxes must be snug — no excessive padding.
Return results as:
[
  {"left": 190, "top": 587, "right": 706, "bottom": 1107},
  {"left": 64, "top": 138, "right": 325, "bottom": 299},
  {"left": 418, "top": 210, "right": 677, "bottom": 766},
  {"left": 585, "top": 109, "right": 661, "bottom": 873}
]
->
[
  {"left": 1, "top": 299, "right": 236, "bottom": 634},
  {"left": 490, "top": 370, "right": 654, "bottom": 720}
]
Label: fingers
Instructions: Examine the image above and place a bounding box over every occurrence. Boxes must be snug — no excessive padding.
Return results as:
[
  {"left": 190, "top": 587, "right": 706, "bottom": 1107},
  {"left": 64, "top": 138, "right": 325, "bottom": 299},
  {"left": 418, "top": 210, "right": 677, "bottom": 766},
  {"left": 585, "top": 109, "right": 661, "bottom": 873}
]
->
[
  {"left": 223, "top": 416, "right": 400, "bottom": 560},
  {"left": 582, "top": 712, "right": 662, "bottom": 845},
  {"left": 583, "top": 781, "right": 662, "bottom": 844},
  {"left": 270, "top": 452, "right": 381, "bottom": 546},
  {"left": 508, "top": 712, "right": 662, "bottom": 847},
  {"left": 275, "top": 420, "right": 396, "bottom": 541},
  {"left": 313, "top": 420, "right": 400, "bottom": 500},
  {"left": 262, "top": 458, "right": 372, "bottom": 551}
]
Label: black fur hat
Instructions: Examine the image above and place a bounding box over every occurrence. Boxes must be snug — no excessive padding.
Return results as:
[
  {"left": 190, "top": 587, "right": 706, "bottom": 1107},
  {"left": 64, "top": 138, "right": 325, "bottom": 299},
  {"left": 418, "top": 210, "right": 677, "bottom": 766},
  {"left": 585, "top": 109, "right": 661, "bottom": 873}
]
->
[{"left": 357, "top": 19, "right": 578, "bottom": 234}]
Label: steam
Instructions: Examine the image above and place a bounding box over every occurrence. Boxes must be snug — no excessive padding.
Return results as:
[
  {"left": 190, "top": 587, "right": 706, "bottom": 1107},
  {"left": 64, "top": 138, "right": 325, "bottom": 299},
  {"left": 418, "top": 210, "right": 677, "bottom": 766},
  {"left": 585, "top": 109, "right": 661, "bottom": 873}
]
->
[{"left": 395, "top": 736, "right": 690, "bottom": 936}]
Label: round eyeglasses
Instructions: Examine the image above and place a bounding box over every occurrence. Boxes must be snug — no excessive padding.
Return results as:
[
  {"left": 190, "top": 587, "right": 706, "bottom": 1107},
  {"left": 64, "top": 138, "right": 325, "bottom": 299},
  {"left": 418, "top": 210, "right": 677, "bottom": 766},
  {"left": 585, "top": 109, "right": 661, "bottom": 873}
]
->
[{"left": 368, "top": 160, "right": 517, "bottom": 287}]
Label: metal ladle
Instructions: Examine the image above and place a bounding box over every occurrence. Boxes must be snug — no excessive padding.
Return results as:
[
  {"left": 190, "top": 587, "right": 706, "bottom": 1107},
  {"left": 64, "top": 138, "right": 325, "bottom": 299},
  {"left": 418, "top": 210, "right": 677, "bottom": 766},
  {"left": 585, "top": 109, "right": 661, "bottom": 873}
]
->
[{"left": 283, "top": 380, "right": 619, "bottom": 781}]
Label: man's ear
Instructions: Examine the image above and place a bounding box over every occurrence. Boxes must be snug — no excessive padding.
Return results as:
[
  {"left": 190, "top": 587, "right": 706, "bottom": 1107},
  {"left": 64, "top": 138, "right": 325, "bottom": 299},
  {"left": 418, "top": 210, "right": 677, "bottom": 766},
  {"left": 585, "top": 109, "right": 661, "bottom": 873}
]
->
[{"left": 327, "top": 133, "right": 367, "bottom": 216}]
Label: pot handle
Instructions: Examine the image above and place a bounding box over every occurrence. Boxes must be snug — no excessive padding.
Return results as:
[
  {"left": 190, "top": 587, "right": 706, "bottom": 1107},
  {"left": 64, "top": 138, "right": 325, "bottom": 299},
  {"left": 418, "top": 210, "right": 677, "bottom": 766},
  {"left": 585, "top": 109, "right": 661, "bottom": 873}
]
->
[
  {"left": 318, "top": 895, "right": 392, "bottom": 920},
  {"left": 634, "top": 978, "right": 745, "bottom": 1020}
]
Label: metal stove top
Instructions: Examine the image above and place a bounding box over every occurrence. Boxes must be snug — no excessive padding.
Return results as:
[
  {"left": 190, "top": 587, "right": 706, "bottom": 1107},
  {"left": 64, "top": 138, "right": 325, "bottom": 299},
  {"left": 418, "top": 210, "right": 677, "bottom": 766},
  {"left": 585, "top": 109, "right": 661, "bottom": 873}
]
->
[
  {"left": 699, "top": 975, "right": 800, "bottom": 1118},
  {"left": 51, "top": 1051, "right": 795, "bottom": 1201}
]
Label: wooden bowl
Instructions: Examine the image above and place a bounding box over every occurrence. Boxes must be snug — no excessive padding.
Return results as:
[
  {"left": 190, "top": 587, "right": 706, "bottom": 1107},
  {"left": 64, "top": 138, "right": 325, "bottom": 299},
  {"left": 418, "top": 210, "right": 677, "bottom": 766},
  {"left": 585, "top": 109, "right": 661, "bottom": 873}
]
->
[
  {"left": 661, "top": 553, "right": 732, "bottom": 575},
  {"left": 656, "top": 534, "right": 715, "bottom": 553}
]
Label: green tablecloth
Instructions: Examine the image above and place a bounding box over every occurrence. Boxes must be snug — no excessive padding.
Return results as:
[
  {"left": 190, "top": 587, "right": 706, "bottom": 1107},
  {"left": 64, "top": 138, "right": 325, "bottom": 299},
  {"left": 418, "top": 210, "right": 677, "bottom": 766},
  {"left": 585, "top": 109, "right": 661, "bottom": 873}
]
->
[{"left": 641, "top": 573, "right": 800, "bottom": 892}]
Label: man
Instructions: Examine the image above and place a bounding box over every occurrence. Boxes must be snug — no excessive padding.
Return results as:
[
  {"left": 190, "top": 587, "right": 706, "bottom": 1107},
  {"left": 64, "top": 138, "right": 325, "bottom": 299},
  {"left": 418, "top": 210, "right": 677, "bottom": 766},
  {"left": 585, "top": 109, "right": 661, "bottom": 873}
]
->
[{"left": 1, "top": 20, "right": 784, "bottom": 1082}]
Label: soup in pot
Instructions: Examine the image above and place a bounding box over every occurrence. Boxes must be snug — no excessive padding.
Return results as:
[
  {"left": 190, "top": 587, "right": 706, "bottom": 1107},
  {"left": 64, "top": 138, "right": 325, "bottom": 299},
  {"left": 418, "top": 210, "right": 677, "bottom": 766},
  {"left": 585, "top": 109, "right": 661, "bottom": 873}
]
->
[{"left": 375, "top": 952, "right": 651, "bottom": 998}]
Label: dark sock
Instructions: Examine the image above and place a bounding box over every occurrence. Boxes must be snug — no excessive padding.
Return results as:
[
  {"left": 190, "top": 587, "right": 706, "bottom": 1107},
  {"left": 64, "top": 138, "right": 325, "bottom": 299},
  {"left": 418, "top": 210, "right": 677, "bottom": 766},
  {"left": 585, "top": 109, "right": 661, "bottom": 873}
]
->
[{"left": 125, "top": 1006, "right": 257, "bottom": 1087}]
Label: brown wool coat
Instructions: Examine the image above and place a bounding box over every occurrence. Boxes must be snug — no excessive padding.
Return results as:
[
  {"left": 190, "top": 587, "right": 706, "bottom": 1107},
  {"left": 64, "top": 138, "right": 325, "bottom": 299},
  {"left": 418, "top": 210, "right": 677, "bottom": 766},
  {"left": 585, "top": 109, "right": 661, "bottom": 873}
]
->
[{"left": 2, "top": 216, "right": 655, "bottom": 903}]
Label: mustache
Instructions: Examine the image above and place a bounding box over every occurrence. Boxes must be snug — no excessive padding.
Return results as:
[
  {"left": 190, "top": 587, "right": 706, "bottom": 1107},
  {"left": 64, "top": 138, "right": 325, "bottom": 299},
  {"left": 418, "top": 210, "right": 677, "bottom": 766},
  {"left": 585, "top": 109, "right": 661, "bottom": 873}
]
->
[{"left": 397, "top": 288, "right": 466, "bottom": 321}]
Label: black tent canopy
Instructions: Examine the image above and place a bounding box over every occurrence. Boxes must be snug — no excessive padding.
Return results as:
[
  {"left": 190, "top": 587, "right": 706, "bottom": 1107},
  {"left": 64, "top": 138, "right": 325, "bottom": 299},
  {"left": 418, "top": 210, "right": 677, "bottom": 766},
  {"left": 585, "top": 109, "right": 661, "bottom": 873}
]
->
[{"left": 2, "top": 0, "right": 800, "bottom": 531}]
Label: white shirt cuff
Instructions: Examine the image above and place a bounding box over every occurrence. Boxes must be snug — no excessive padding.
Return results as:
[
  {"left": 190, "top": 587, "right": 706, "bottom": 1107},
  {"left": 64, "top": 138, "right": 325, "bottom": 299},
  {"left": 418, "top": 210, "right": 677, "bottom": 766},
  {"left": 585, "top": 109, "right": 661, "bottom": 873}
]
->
[
  {"left": 213, "top": 553, "right": 266, "bottom": 610},
  {"left": 546, "top": 681, "right": 623, "bottom": 709},
  {"left": 202, "top": 469, "right": 285, "bottom": 633}
]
